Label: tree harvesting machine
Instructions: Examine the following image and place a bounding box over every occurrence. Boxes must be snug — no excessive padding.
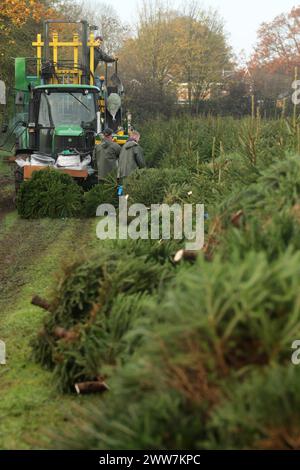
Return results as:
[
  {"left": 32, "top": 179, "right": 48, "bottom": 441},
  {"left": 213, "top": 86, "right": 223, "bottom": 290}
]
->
[{"left": 0, "top": 20, "right": 128, "bottom": 190}]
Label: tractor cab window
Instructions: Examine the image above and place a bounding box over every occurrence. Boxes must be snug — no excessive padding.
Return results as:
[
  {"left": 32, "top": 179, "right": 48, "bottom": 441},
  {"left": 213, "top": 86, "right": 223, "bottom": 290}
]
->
[
  {"left": 38, "top": 93, "right": 51, "bottom": 127},
  {"left": 38, "top": 91, "right": 96, "bottom": 127}
]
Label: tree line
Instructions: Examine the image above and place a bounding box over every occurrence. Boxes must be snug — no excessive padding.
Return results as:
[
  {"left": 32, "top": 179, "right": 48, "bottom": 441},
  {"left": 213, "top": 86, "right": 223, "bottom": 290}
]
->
[{"left": 1, "top": 0, "right": 299, "bottom": 121}]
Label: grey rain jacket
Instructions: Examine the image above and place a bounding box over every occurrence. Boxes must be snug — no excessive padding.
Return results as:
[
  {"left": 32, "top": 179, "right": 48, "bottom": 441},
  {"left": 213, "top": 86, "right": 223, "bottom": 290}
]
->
[
  {"left": 95, "top": 139, "right": 121, "bottom": 179},
  {"left": 118, "top": 140, "right": 145, "bottom": 178}
]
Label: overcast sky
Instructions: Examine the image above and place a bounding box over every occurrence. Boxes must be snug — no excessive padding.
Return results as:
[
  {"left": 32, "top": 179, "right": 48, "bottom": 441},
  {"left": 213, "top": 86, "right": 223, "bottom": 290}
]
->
[{"left": 95, "top": 0, "right": 299, "bottom": 58}]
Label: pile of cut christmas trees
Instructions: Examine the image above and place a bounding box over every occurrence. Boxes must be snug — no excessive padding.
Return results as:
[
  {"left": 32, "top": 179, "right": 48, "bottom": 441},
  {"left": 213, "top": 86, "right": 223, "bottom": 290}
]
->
[
  {"left": 31, "top": 146, "right": 300, "bottom": 449},
  {"left": 16, "top": 166, "right": 193, "bottom": 218},
  {"left": 16, "top": 169, "right": 117, "bottom": 219}
]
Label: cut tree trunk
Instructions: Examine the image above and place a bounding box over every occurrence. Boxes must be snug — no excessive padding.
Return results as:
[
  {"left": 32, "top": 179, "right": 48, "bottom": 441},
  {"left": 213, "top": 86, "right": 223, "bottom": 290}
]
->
[
  {"left": 174, "top": 249, "right": 199, "bottom": 263},
  {"left": 31, "top": 295, "right": 51, "bottom": 311},
  {"left": 231, "top": 210, "right": 244, "bottom": 227},
  {"left": 74, "top": 380, "right": 109, "bottom": 395}
]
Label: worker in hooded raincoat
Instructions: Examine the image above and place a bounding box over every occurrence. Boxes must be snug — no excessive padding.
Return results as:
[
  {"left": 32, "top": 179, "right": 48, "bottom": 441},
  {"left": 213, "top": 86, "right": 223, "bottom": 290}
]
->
[
  {"left": 118, "top": 131, "right": 146, "bottom": 180},
  {"left": 95, "top": 128, "right": 121, "bottom": 181}
]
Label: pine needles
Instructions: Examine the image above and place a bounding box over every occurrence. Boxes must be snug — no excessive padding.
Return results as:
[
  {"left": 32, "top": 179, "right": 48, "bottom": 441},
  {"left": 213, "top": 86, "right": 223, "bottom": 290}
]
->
[
  {"left": 32, "top": 241, "right": 177, "bottom": 392},
  {"left": 29, "top": 116, "right": 300, "bottom": 449},
  {"left": 17, "top": 169, "right": 83, "bottom": 219}
]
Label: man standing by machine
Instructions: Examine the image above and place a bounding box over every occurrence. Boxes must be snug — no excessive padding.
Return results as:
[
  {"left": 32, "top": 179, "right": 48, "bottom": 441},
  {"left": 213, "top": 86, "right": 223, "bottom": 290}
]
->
[
  {"left": 95, "top": 128, "right": 121, "bottom": 181},
  {"left": 88, "top": 35, "right": 116, "bottom": 87},
  {"left": 93, "top": 36, "right": 116, "bottom": 69},
  {"left": 118, "top": 130, "right": 145, "bottom": 180}
]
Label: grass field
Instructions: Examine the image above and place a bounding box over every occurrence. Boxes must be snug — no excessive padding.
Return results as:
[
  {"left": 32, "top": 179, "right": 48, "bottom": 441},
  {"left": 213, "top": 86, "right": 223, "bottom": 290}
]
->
[{"left": 0, "top": 154, "right": 103, "bottom": 448}]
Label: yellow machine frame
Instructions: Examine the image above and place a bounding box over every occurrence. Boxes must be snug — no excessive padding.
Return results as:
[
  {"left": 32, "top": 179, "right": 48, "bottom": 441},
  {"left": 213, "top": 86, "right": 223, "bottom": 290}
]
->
[{"left": 32, "top": 32, "right": 98, "bottom": 85}]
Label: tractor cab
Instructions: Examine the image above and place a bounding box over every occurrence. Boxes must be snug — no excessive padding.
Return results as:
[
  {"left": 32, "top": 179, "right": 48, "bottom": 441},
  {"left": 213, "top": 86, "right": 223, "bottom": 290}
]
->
[
  {"left": 30, "top": 85, "right": 99, "bottom": 155},
  {"left": 0, "top": 20, "right": 128, "bottom": 186}
]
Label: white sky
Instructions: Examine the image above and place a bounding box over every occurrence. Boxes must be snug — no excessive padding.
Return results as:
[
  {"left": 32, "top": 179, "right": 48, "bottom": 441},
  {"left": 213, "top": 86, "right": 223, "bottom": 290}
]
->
[{"left": 94, "top": 0, "right": 299, "bottom": 58}]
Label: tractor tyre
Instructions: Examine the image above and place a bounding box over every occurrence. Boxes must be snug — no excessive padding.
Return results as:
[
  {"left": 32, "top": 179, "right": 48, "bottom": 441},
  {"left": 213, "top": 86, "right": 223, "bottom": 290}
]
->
[{"left": 80, "top": 174, "right": 98, "bottom": 191}]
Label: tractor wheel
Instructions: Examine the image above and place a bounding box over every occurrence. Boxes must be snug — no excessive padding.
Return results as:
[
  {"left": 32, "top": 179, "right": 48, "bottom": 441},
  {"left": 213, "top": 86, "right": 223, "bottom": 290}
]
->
[
  {"left": 80, "top": 174, "right": 98, "bottom": 191},
  {"left": 14, "top": 166, "right": 24, "bottom": 195}
]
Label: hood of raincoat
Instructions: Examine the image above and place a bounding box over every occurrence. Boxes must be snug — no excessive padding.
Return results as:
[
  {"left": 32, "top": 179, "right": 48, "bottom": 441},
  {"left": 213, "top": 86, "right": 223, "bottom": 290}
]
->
[
  {"left": 123, "top": 140, "right": 137, "bottom": 149},
  {"left": 101, "top": 140, "right": 110, "bottom": 148}
]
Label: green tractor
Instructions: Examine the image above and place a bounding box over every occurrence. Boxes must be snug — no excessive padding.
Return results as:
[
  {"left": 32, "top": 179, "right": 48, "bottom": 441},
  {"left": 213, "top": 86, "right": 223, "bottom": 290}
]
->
[{"left": 0, "top": 20, "right": 128, "bottom": 191}]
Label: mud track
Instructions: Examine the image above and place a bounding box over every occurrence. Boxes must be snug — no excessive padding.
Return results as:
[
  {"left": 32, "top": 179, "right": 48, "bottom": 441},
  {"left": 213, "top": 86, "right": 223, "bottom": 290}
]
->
[{"left": 0, "top": 161, "right": 15, "bottom": 220}]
